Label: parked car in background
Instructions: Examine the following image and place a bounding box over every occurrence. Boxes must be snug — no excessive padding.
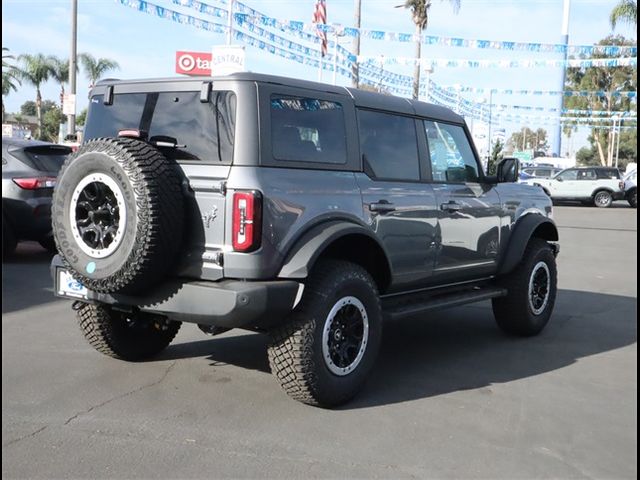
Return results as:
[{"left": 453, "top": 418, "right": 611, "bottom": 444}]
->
[
  {"left": 2, "top": 138, "right": 72, "bottom": 257},
  {"left": 623, "top": 169, "right": 637, "bottom": 208},
  {"left": 521, "top": 166, "right": 563, "bottom": 179},
  {"left": 522, "top": 166, "right": 624, "bottom": 208}
]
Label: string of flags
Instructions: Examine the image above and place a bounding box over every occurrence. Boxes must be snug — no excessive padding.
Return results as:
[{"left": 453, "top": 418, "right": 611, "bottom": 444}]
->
[{"left": 173, "top": 0, "right": 637, "bottom": 56}]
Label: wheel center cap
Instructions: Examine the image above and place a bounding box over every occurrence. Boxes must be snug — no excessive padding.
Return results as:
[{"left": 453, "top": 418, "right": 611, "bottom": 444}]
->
[{"left": 334, "top": 329, "right": 342, "bottom": 341}]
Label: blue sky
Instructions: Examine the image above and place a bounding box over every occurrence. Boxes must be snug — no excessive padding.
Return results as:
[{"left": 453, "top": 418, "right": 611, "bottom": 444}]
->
[{"left": 2, "top": 0, "right": 636, "bottom": 154}]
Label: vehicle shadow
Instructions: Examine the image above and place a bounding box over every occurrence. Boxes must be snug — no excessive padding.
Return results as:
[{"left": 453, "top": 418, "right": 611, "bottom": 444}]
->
[
  {"left": 160, "top": 289, "right": 636, "bottom": 407},
  {"left": 2, "top": 242, "right": 58, "bottom": 314}
]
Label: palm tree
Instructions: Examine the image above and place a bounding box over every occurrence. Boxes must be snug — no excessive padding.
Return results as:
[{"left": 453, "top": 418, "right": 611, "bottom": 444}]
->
[
  {"left": 49, "top": 56, "right": 70, "bottom": 109},
  {"left": 397, "top": 0, "right": 460, "bottom": 99},
  {"left": 3, "top": 47, "right": 16, "bottom": 68},
  {"left": 610, "top": 0, "right": 637, "bottom": 29},
  {"left": 2, "top": 71, "right": 20, "bottom": 123},
  {"left": 79, "top": 53, "right": 119, "bottom": 88},
  {"left": 17, "top": 53, "right": 53, "bottom": 139}
]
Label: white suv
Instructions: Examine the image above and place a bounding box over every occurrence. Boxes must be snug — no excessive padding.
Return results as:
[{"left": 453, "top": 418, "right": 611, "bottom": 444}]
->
[
  {"left": 623, "top": 169, "right": 637, "bottom": 208},
  {"left": 523, "top": 167, "right": 624, "bottom": 208}
]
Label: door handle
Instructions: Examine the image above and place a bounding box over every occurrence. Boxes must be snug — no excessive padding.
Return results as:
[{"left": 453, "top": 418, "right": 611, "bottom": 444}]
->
[
  {"left": 369, "top": 201, "right": 396, "bottom": 213},
  {"left": 440, "top": 201, "right": 463, "bottom": 212}
]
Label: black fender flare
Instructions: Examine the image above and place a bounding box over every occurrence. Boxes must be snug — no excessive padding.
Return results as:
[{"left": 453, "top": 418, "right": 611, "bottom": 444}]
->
[
  {"left": 497, "top": 214, "right": 559, "bottom": 275},
  {"left": 278, "top": 220, "right": 391, "bottom": 281}
]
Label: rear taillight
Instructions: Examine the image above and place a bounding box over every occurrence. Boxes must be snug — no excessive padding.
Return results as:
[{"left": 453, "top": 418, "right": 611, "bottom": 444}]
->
[
  {"left": 12, "top": 177, "right": 57, "bottom": 189},
  {"left": 619, "top": 181, "right": 625, "bottom": 190},
  {"left": 232, "top": 191, "right": 262, "bottom": 252}
]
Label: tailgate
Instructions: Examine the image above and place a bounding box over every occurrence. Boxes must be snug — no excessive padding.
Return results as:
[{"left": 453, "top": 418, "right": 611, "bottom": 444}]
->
[{"left": 176, "top": 163, "right": 230, "bottom": 281}]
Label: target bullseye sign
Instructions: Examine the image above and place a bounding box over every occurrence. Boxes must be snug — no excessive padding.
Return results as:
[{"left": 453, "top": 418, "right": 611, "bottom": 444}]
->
[{"left": 175, "top": 51, "right": 212, "bottom": 76}]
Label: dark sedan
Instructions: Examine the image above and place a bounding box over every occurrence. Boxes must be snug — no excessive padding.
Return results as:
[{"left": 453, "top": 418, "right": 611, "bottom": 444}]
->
[{"left": 2, "top": 138, "right": 72, "bottom": 257}]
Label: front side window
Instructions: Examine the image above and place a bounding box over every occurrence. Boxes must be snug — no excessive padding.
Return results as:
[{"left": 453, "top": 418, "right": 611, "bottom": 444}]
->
[
  {"left": 270, "top": 96, "right": 347, "bottom": 165},
  {"left": 424, "top": 120, "right": 479, "bottom": 183},
  {"left": 358, "top": 110, "right": 420, "bottom": 181},
  {"left": 84, "top": 91, "right": 236, "bottom": 163},
  {"left": 556, "top": 169, "right": 578, "bottom": 181}
]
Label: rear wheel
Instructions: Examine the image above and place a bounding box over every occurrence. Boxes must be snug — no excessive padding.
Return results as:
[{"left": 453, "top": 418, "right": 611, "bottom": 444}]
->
[
  {"left": 492, "top": 238, "right": 557, "bottom": 336},
  {"left": 76, "top": 303, "right": 181, "bottom": 361},
  {"left": 268, "top": 260, "right": 382, "bottom": 407},
  {"left": 593, "top": 190, "right": 613, "bottom": 208}
]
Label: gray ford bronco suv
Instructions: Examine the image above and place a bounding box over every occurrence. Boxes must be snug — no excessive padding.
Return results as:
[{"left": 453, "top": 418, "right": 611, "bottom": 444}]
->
[{"left": 51, "top": 73, "right": 559, "bottom": 407}]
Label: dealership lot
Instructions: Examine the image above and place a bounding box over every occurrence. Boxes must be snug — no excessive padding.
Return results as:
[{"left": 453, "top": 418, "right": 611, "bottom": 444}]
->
[{"left": 2, "top": 205, "right": 637, "bottom": 479}]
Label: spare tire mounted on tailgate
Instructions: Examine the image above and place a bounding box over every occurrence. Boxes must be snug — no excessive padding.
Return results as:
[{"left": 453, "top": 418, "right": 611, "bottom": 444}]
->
[{"left": 52, "top": 137, "right": 184, "bottom": 294}]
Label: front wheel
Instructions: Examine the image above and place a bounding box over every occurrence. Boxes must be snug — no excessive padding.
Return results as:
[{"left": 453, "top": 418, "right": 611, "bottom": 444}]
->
[
  {"left": 76, "top": 303, "right": 181, "bottom": 361},
  {"left": 492, "top": 239, "right": 557, "bottom": 336},
  {"left": 593, "top": 190, "right": 613, "bottom": 208},
  {"left": 268, "top": 260, "right": 382, "bottom": 407}
]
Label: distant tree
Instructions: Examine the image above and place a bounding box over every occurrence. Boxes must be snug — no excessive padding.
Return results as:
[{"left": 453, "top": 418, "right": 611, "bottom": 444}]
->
[
  {"left": 2, "top": 71, "right": 20, "bottom": 122},
  {"left": 79, "top": 53, "right": 119, "bottom": 88},
  {"left": 610, "top": 0, "right": 637, "bottom": 29},
  {"left": 396, "top": 0, "right": 460, "bottom": 100},
  {"left": 2, "top": 48, "right": 22, "bottom": 123},
  {"left": 76, "top": 108, "right": 88, "bottom": 126},
  {"left": 487, "top": 139, "right": 504, "bottom": 175},
  {"left": 42, "top": 105, "right": 64, "bottom": 142},
  {"left": 564, "top": 35, "right": 637, "bottom": 166},
  {"left": 49, "top": 56, "right": 70, "bottom": 108},
  {"left": 17, "top": 53, "right": 54, "bottom": 139},
  {"left": 576, "top": 146, "right": 598, "bottom": 166},
  {"left": 20, "top": 100, "right": 37, "bottom": 116},
  {"left": 507, "top": 127, "right": 549, "bottom": 152}
]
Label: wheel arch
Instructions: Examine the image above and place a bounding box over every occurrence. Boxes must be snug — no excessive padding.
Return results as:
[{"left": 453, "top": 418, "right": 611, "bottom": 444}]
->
[
  {"left": 497, "top": 214, "right": 558, "bottom": 276},
  {"left": 278, "top": 221, "right": 392, "bottom": 294}
]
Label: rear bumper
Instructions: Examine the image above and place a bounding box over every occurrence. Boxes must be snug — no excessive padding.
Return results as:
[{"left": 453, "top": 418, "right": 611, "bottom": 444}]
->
[
  {"left": 612, "top": 190, "right": 625, "bottom": 201},
  {"left": 51, "top": 256, "right": 300, "bottom": 330},
  {"left": 3, "top": 197, "right": 53, "bottom": 240}
]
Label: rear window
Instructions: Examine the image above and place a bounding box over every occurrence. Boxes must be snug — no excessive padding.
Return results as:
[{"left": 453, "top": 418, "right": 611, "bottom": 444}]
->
[
  {"left": 270, "top": 95, "right": 347, "bottom": 165},
  {"left": 11, "top": 146, "right": 71, "bottom": 172},
  {"left": 84, "top": 91, "right": 236, "bottom": 163}
]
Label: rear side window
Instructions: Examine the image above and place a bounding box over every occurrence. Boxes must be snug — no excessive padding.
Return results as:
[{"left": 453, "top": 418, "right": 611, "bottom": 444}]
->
[
  {"left": 84, "top": 91, "right": 236, "bottom": 163},
  {"left": 270, "top": 96, "right": 347, "bottom": 164},
  {"left": 10, "top": 146, "right": 71, "bottom": 172},
  {"left": 596, "top": 168, "right": 621, "bottom": 179},
  {"left": 358, "top": 110, "right": 420, "bottom": 181},
  {"left": 424, "top": 120, "right": 479, "bottom": 183},
  {"left": 577, "top": 169, "right": 597, "bottom": 180}
]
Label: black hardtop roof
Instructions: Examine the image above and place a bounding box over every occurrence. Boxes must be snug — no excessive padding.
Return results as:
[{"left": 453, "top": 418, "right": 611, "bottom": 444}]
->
[{"left": 95, "top": 72, "right": 464, "bottom": 124}]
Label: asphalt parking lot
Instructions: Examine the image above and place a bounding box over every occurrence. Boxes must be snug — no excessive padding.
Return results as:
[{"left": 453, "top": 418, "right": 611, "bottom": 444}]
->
[{"left": 2, "top": 204, "right": 637, "bottom": 479}]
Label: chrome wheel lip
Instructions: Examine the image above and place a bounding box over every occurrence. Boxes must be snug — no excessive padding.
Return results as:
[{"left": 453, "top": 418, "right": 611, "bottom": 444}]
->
[
  {"left": 595, "top": 191, "right": 611, "bottom": 206},
  {"left": 69, "top": 173, "right": 127, "bottom": 259},
  {"left": 322, "top": 296, "right": 369, "bottom": 377},
  {"left": 528, "top": 261, "right": 551, "bottom": 315}
]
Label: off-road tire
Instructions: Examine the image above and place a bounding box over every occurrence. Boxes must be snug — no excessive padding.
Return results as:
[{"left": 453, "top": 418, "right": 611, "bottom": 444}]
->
[
  {"left": 52, "top": 138, "right": 184, "bottom": 294},
  {"left": 592, "top": 190, "right": 613, "bottom": 208},
  {"left": 268, "top": 260, "right": 382, "bottom": 407},
  {"left": 76, "top": 303, "right": 181, "bottom": 361},
  {"left": 627, "top": 188, "right": 637, "bottom": 208},
  {"left": 492, "top": 238, "right": 557, "bottom": 336},
  {"left": 2, "top": 214, "right": 17, "bottom": 259}
]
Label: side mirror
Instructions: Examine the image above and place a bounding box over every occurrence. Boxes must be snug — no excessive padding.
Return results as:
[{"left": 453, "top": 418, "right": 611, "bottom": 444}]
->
[
  {"left": 556, "top": 177, "right": 563, "bottom": 182},
  {"left": 497, "top": 157, "right": 520, "bottom": 183}
]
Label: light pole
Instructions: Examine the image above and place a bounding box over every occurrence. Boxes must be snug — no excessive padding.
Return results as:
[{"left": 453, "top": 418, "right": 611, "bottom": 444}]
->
[
  {"left": 352, "top": 0, "right": 361, "bottom": 88},
  {"left": 68, "top": 0, "right": 78, "bottom": 137},
  {"left": 615, "top": 116, "right": 622, "bottom": 169},
  {"left": 332, "top": 24, "right": 345, "bottom": 86},
  {"left": 422, "top": 63, "right": 434, "bottom": 102},
  {"left": 226, "top": 0, "right": 235, "bottom": 45},
  {"left": 553, "top": 0, "right": 571, "bottom": 156}
]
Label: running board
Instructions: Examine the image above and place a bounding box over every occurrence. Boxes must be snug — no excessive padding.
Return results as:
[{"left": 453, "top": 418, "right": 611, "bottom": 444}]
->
[{"left": 383, "top": 286, "right": 507, "bottom": 321}]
